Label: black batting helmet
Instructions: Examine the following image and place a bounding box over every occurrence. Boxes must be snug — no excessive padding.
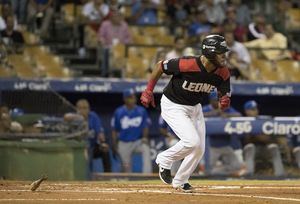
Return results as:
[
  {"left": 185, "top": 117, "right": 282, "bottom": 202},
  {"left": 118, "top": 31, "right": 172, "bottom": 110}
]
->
[{"left": 201, "top": 34, "right": 229, "bottom": 60}]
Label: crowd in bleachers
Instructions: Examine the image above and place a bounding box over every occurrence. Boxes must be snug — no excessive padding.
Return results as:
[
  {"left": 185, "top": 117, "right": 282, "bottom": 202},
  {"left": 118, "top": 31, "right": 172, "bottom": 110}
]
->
[{"left": 0, "top": 0, "right": 299, "bottom": 80}]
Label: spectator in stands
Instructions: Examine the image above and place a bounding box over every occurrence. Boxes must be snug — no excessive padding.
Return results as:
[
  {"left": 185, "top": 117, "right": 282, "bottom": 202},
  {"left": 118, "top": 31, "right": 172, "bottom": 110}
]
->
[
  {"left": 247, "top": 13, "right": 266, "bottom": 41},
  {"left": 111, "top": 89, "right": 152, "bottom": 173},
  {"left": 229, "top": 0, "right": 251, "bottom": 26},
  {"left": 244, "top": 23, "right": 291, "bottom": 61},
  {"left": 0, "top": 15, "right": 25, "bottom": 54},
  {"left": 165, "top": 36, "right": 186, "bottom": 59},
  {"left": 0, "top": 2, "right": 18, "bottom": 31},
  {"left": 222, "top": 6, "right": 248, "bottom": 42},
  {"left": 131, "top": 0, "right": 159, "bottom": 25},
  {"left": 187, "top": 10, "right": 212, "bottom": 38},
  {"left": 108, "top": 0, "right": 122, "bottom": 12},
  {"left": 0, "top": 42, "right": 10, "bottom": 70},
  {"left": 198, "top": 0, "right": 225, "bottom": 25},
  {"left": 68, "top": 99, "right": 111, "bottom": 175},
  {"left": 242, "top": 100, "right": 285, "bottom": 176},
  {"left": 203, "top": 91, "right": 245, "bottom": 176},
  {"left": 11, "top": 0, "right": 28, "bottom": 25},
  {"left": 98, "top": 11, "right": 131, "bottom": 48},
  {"left": 98, "top": 11, "right": 131, "bottom": 76},
  {"left": 82, "top": 0, "right": 109, "bottom": 22},
  {"left": 166, "top": 1, "right": 190, "bottom": 27},
  {"left": 79, "top": 0, "right": 110, "bottom": 57},
  {"left": 27, "top": 0, "right": 54, "bottom": 38},
  {"left": 224, "top": 31, "right": 251, "bottom": 80}
]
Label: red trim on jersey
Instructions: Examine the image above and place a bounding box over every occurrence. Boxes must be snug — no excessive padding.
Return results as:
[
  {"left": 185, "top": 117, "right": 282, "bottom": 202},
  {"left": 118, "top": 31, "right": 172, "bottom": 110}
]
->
[
  {"left": 214, "top": 67, "right": 230, "bottom": 81},
  {"left": 179, "top": 58, "right": 200, "bottom": 72}
]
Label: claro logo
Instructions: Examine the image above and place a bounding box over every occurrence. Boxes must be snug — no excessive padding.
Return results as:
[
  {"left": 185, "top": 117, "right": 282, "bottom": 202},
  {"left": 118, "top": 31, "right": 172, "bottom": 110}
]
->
[{"left": 262, "top": 122, "right": 300, "bottom": 135}]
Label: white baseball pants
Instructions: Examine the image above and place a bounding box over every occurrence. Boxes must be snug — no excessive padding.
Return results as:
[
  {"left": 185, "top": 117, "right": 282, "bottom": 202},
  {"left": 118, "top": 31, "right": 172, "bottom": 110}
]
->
[{"left": 156, "top": 95, "right": 206, "bottom": 187}]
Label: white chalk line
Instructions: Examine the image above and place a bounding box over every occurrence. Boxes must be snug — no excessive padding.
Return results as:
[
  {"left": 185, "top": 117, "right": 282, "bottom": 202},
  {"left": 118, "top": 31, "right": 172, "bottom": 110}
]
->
[
  {"left": 2, "top": 185, "right": 300, "bottom": 191},
  {"left": 1, "top": 189, "right": 300, "bottom": 202},
  {"left": 0, "top": 198, "right": 117, "bottom": 201}
]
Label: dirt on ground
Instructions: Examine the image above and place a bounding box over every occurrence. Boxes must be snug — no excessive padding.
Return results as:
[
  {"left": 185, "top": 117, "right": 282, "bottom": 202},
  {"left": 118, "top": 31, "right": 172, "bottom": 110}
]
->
[{"left": 1, "top": 180, "right": 300, "bottom": 204}]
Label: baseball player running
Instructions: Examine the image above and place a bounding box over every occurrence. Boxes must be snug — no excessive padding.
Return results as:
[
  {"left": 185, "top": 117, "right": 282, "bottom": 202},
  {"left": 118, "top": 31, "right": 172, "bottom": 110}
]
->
[{"left": 140, "top": 35, "right": 231, "bottom": 192}]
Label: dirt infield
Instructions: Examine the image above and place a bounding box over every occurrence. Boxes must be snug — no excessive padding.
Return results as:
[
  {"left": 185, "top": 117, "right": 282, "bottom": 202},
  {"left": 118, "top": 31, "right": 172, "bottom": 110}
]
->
[{"left": 1, "top": 180, "right": 300, "bottom": 204}]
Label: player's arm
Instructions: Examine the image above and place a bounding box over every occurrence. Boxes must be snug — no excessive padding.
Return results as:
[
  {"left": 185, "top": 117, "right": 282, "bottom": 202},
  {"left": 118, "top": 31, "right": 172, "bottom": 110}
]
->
[
  {"left": 141, "top": 58, "right": 180, "bottom": 108},
  {"left": 217, "top": 72, "right": 231, "bottom": 110},
  {"left": 140, "top": 61, "right": 164, "bottom": 108}
]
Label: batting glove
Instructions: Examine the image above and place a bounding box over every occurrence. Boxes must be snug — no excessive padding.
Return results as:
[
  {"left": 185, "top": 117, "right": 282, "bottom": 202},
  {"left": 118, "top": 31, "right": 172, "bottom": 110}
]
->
[
  {"left": 219, "top": 95, "right": 230, "bottom": 110},
  {"left": 140, "top": 90, "right": 155, "bottom": 108}
]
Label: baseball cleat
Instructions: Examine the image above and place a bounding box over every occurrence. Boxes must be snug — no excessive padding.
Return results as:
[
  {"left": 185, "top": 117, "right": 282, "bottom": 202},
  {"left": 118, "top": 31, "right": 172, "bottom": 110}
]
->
[
  {"left": 158, "top": 166, "right": 172, "bottom": 185},
  {"left": 175, "top": 183, "right": 194, "bottom": 193}
]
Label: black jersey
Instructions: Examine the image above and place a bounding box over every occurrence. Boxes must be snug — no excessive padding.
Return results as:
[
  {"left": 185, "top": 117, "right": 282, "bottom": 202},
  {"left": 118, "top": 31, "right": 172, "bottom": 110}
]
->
[{"left": 161, "top": 56, "right": 231, "bottom": 106}]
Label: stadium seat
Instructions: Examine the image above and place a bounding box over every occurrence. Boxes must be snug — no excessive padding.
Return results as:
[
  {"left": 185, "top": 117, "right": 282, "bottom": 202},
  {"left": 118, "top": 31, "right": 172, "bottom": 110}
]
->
[
  {"left": 143, "top": 26, "right": 168, "bottom": 38},
  {"left": 138, "top": 47, "right": 158, "bottom": 60},
  {"left": 22, "top": 31, "right": 40, "bottom": 45},
  {"left": 126, "top": 56, "right": 149, "bottom": 79},
  {"left": 112, "top": 43, "right": 126, "bottom": 59},
  {"left": 120, "top": 5, "right": 132, "bottom": 19},
  {"left": 7, "top": 54, "right": 37, "bottom": 78},
  {"left": 251, "top": 59, "right": 280, "bottom": 81},
  {"left": 276, "top": 60, "right": 300, "bottom": 82},
  {"left": 24, "top": 46, "right": 71, "bottom": 78},
  {"left": 158, "top": 10, "right": 166, "bottom": 24},
  {"left": 0, "top": 65, "right": 13, "bottom": 77},
  {"left": 155, "top": 35, "right": 174, "bottom": 46},
  {"left": 61, "top": 3, "right": 83, "bottom": 24},
  {"left": 132, "top": 34, "right": 154, "bottom": 45},
  {"left": 286, "top": 9, "right": 300, "bottom": 30}
]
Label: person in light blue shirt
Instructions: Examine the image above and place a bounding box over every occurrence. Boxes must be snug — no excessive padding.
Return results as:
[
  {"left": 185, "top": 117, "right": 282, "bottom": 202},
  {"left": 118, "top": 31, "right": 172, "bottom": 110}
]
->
[
  {"left": 131, "top": 0, "right": 158, "bottom": 25},
  {"left": 111, "top": 88, "right": 152, "bottom": 173}
]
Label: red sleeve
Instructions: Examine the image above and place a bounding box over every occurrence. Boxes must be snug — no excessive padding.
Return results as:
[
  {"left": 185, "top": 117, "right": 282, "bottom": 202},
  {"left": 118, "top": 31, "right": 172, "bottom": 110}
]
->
[
  {"left": 214, "top": 67, "right": 230, "bottom": 81},
  {"left": 178, "top": 58, "right": 201, "bottom": 72}
]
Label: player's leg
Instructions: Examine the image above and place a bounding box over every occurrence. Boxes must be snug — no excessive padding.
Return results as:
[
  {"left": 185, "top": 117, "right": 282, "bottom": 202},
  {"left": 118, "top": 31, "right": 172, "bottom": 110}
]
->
[
  {"left": 118, "top": 141, "right": 134, "bottom": 172},
  {"left": 134, "top": 140, "right": 152, "bottom": 173},
  {"left": 100, "top": 149, "right": 112, "bottom": 172},
  {"left": 156, "top": 96, "right": 203, "bottom": 169},
  {"left": 166, "top": 138, "right": 181, "bottom": 175},
  {"left": 293, "top": 147, "right": 300, "bottom": 168},
  {"left": 222, "top": 146, "right": 245, "bottom": 176},
  {"left": 40, "top": 7, "right": 54, "bottom": 37},
  {"left": 172, "top": 105, "right": 205, "bottom": 188},
  {"left": 243, "top": 143, "right": 256, "bottom": 175},
  {"left": 156, "top": 96, "right": 204, "bottom": 187},
  {"left": 234, "top": 149, "right": 244, "bottom": 164},
  {"left": 267, "top": 143, "right": 285, "bottom": 176},
  {"left": 209, "top": 147, "right": 222, "bottom": 175}
]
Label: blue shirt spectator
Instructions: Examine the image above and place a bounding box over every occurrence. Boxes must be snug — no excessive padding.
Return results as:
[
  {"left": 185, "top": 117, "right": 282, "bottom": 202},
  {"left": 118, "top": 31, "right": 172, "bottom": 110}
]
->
[
  {"left": 131, "top": 0, "right": 158, "bottom": 25},
  {"left": 112, "top": 89, "right": 149, "bottom": 142},
  {"left": 188, "top": 12, "right": 211, "bottom": 37}
]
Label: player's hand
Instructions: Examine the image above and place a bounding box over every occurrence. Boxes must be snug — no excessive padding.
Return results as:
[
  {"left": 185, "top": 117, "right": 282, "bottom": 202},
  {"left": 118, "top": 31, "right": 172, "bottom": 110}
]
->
[
  {"left": 219, "top": 95, "right": 230, "bottom": 110},
  {"left": 100, "top": 142, "right": 109, "bottom": 152},
  {"left": 140, "top": 90, "right": 156, "bottom": 108}
]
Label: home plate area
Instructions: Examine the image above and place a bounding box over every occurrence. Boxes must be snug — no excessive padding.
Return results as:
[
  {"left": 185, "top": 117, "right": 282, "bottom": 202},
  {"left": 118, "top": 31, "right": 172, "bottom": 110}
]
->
[{"left": 1, "top": 180, "right": 300, "bottom": 204}]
